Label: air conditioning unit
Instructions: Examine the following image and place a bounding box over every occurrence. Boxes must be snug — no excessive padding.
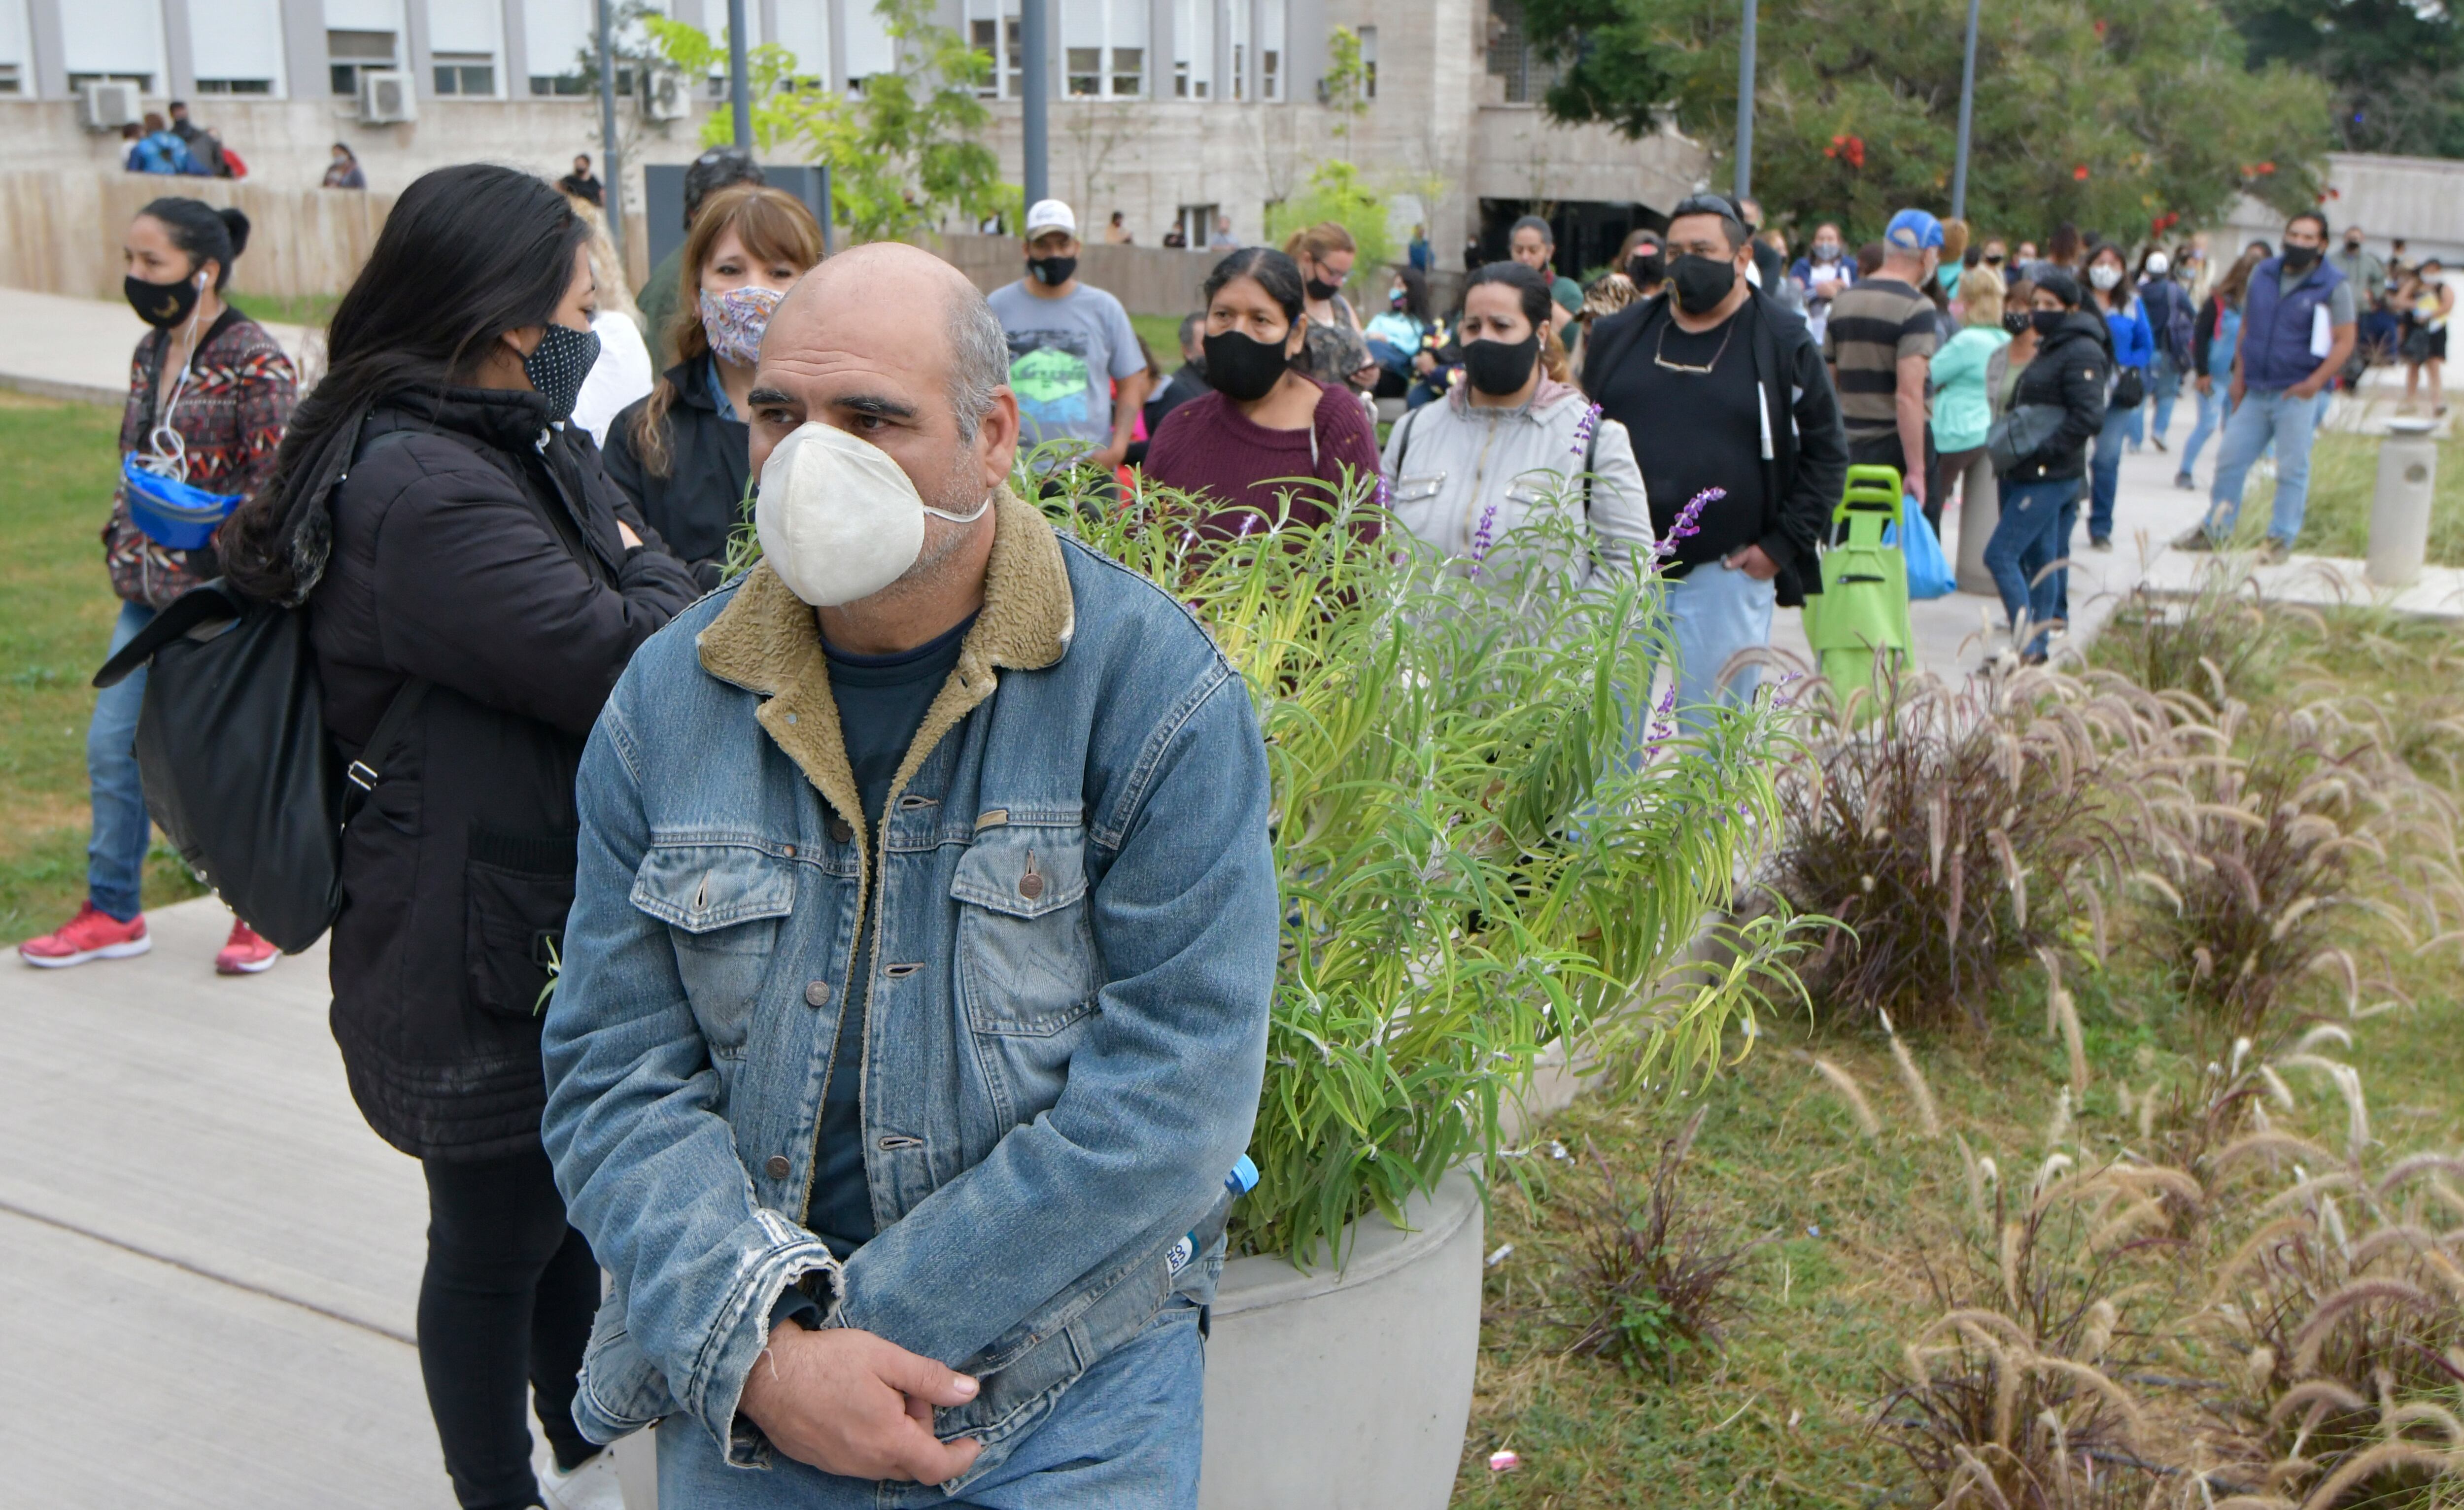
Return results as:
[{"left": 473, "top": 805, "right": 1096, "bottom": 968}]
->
[
  {"left": 80, "top": 80, "right": 143, "bottom": 132},
  {"left": 358, "top": 69, "right": 417, "bottom": 124},
  {"left": 644, "top": 70, "right": 687, "bottom": 122}
]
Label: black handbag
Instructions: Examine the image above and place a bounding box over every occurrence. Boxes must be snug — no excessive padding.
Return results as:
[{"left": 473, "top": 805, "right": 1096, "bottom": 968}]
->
[
  {"left": 2110, "top": 366, "right": 2147, "bottom": 412},
  {"left": 1987, "top": 403, "right": 2069, "bottom": 475},
  {"left": 94, "top": 581, "right": 427, "bottom": 955}
]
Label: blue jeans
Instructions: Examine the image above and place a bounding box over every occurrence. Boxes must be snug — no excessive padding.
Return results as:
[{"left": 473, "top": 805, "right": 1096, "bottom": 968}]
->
[
  {"left": 2088, "top": 402, "right": 2135, "bottom": 543},
  {"left": 2206, "top": 387, "right": 2321, "bottom": 544},
  {"left": 2180, "top": 383, "right": 2232, "bottom": 475},
  {"left": 87, "top": 599, "right": 156, "bottom": 922},
  {"left": 1983, "top": 478, "right": 2079, "bottom": 658},
  {"left": 1664, "top": 559, "right": 1777, "bottom": 731},
  {"left": 652, "top": 1299, "right": 1206, "bottom": 1508},
  {"left": 2150, "top": 351, "right": 2183, "bottom": 442}
]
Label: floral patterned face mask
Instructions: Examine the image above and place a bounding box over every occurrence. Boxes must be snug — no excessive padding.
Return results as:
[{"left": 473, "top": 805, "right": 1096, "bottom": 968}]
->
[{"left": 698, "top": 284, "right": 785, "bottom": 368}]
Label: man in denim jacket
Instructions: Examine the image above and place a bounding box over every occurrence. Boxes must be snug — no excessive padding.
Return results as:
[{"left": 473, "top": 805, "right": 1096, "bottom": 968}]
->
[{"left": 541, "top": 242, "right": 1277, "bottom": 1506}]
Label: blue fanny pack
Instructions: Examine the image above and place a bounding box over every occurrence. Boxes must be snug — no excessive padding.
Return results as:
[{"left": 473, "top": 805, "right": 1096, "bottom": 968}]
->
[{"left": 123, "top": 453, "right": 243, "bottom": 550}]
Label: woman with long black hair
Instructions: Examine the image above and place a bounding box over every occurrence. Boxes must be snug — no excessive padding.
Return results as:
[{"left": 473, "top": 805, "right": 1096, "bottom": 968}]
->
[
  {"left": 18, "top": 197, "right": 294, "bottom": 976},
  {"left": 221, "top": 164, "right": 699, "bottom": 1510}
]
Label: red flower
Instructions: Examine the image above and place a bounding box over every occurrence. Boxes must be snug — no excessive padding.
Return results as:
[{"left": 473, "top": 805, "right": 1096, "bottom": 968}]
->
[
  {"left": 2073, "top": 164, "right": 2090, "bottom": 180},
  {"left": 2259, "top": 161, "right": 2276, "bottom": 174},
  {"left": 2093, "top": 18, "right": 2106, "bottom": 34}
]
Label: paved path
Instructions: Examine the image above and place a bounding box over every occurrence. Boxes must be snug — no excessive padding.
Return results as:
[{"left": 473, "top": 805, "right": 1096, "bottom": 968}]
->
[{"left": 0, "top": 285, "right": 312, "bottom": 405}]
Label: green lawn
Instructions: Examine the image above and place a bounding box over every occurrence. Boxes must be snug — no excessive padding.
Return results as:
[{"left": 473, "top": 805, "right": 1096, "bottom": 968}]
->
[
  {"left": 2222, "top": 429, "right": 2464, "bottom": 564},
  {"left": 0, "top": 392, "right": 206, "bottom": 938},
  {"left": 225, "top": 291, "right": 340, "bottom": 331},
  {"left": 1129, "top": 313, "right": 1194, "bottom": 368}
]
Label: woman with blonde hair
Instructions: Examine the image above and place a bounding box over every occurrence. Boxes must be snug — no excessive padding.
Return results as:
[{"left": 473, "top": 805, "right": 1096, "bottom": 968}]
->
[
  {"left": 602, "top": 183, "right": 822, "bottom": 582},
  {"left": 1283, "top": 220, "right": 1364, "bottom": 333},
  {"left": 1926, "top": 261, "right": 2010, "bottom": 533}
]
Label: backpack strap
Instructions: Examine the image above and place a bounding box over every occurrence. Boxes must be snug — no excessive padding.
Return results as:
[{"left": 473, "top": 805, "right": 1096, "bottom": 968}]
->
[
  {"left": 339, "top": 677, "right": 432, "bottom": 824},
  {"left": 1392, "top": 404, "right": 1426, "bottom": 474},
  {"left": 1580, "top": 411, "right": 1601, "bottom": 518}
]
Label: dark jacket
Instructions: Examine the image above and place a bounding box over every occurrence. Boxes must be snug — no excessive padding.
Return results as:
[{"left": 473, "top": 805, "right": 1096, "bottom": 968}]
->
[
  {"left": 2002, "top": 311, "right": 2111, "bottom": 483},
  {"left": 1143, "top": 362, "right": 1209, "bottom": 436},
  {"left": 1579, "top": 287, "right": 1848, "bottom": 607},
  {"left": 311, "top": 386, "right": 700, "bottom": 1160},
  {"left": 602, "top": 362, "right": 748, "bottom": 587}
]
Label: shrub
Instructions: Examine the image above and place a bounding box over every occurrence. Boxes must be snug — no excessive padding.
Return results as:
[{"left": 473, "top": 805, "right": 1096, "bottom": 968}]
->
[
  {"left": 1769, "top": 666, "right": 2140, "bottom": 1031},
  {"left": 2094, "top": 561, "right": 2296, "bottom": 701}
]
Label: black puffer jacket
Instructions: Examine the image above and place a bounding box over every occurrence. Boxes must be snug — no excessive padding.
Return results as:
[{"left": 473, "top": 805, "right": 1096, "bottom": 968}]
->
[
  {"left": 2003, "top": 311, "right": 2112, "bottom": 484},
  {"left": 312, "top": 387, "right": 700, "bottom": 1161},
  {"left": 601, "top": 361, "right": 748, "bottom": 586}
]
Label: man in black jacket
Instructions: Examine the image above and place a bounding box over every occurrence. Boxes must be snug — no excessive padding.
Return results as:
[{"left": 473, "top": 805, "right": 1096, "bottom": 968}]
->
[
  {"left": 1582, "top": 192, "right": 1847, "bottom": 722},
  {"left": 1983, "top": 270, "right": 2108, "bottom": 661}
]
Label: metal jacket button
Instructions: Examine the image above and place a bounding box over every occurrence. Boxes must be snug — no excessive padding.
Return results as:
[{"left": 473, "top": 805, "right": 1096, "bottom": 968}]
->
[
  {"left": 764, "top": 1155, "right": 791, "bottom": 1178},
  {"left": 829, "top": 817, "right": 855, "bottom": 844},
  {"left": 804, "top": 980, "right": 831, "bottom": 1007},
  {"left": 1019, "top": 849, "right": 1045, "bottom": 901}
]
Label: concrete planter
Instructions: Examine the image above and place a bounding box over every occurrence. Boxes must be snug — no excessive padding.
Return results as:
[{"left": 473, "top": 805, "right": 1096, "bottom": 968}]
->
[{"left": 1198, "top": 1170, "right": 1486, "bottom": 1510}]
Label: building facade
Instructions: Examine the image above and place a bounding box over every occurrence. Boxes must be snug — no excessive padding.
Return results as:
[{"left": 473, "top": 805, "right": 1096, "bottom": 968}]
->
[{"left": 0, "top": 0, "right": 1711, "bottom": 287}]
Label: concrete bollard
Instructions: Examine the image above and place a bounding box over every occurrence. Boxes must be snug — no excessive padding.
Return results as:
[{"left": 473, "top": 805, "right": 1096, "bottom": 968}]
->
[
  {"left": 2366, "top": 415, "right": 2440, "bottom": 588},
  {"left": 1955, "top": 461, "right": 2000, "bottom": 595}
]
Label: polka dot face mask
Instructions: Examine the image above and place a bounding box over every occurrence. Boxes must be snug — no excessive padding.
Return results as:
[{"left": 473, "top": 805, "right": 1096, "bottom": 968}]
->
[
  {"left": 699, "top": 285, "right": 786, "bottom": 369},
  {"left": 521, "top": 323, "right": 602, "bottom": 424}
]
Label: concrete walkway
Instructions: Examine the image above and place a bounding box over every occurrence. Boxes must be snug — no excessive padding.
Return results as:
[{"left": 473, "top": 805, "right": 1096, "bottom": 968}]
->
[{"left": 0, "top": 285, "right": 313, "bottom": 405}]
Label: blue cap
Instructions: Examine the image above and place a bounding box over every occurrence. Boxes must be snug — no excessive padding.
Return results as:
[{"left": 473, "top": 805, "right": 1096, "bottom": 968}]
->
[
  {"left": 1886, "top": 208, "right": 1945, "bottom": 252},
  {"left": 1226, "top": 1155, "right": 1259, "bottom": 1195}
]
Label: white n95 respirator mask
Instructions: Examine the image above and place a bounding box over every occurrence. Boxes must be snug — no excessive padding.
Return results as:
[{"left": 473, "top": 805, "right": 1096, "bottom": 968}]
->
[{"left": 753, "top": 421, "right": 990, "bottom": 607}]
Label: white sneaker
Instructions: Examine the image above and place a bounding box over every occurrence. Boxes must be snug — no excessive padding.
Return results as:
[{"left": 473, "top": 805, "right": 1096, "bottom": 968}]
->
[{"left": 536, "top": 1444, "right": 626, "bottom": 1510}]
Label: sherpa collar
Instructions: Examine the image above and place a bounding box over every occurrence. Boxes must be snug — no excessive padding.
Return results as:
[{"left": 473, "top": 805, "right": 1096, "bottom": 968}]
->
[{"left": 694, "top": 485, "right": 1074, "bottom": 847}]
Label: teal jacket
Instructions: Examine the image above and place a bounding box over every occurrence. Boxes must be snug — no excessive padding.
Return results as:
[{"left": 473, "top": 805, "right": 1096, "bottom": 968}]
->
[{"left": 1929, "top": 325, "right": 2011, "bottom": 453}]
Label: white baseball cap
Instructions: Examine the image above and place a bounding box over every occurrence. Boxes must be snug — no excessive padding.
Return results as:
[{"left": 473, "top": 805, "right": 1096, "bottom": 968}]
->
[{"left": 1024, "top": 199, "right": 1077, "bottom": 239}]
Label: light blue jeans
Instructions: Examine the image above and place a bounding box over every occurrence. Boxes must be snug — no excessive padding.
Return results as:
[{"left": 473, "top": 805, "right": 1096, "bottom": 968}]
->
[
  {"left": 2088, "top": 402, "right": 2136, "bottom": 542},
  {"left": 1665, "top": 559, "right": 1777, "bottom": 730},
  {"left": 2179, "top": 383, "right": 2232, "bottom": 477},
  {"left": 2205, "top": 387, "right": 2320, "bottom": 545},
  {"left": 87, "top": 599, "right": 156, "bottom": 922},
  {"left": 2149, "top": 350, "right": 2183, "bottom": 443},
  {"left": 651, "top": 1299, "right": 1205, "bottom": 1508}
]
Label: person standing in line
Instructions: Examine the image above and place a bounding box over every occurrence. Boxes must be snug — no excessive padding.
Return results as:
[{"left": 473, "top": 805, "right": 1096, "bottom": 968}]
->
[
  {"left": 126, "top": 112, "right": 195, "bottom": 174},
  {"left": 1926, "top": 263, "right": 2010, "bottom": 540},
  {"left": 216, "top": 164, "right": 700, "bottom": 1510},
  {"left": 640, "top": 147, "right": 765, "bottom": 370},
  {"left": 1104, "top": 209, "right": 1132, "bottom": 245},
  {"left": 1826, "top": 209, "right": 1943, "bottom": 528},
  {"left": 2399, "top": 258, "right": 2453, "bottom": 416},
  {"left": 2177, "top": 247, "right": 2263, "bottom": 490},
  {"left": 1286, "top": 220, "right": 1367, "bottom": 333},
  {"left": 1382, "top": 260, "right": 1651, "bottom": 582},
  {"left": 989, "top": 199, "right": 1147, "bottom": 481},
  {"left": 1789, "top": 223, "right": 1856, "bottom": 345},
  {"left": 18, "top": 199, "right": 295, "bottom": 975},
  {"left": 1364, "top": 266, "right": 1437, "bottom": 397},
  {"left": 1408, "top": 222, "right": 1433, "bottom": 272},
  {"left": 2136, "top": 248, "right": 2193, "bottom": 452},
  {"left": 1143, "top": 312, "right": 1211, "bottom": 434},
  {"left": 1619, "top": 228, "right": 1668, "bottom": 302},
  {"left": 2330, "top": 223, "right": 2392, "bottom": 361},
  {"left": 540, "top": 241, "right": 1278, "bottom": 1510},
  {"left": 1209, "top": 213, "right": 1238, "bottom": 251},
  {"left": 2179, "top": 210, "right": 2356, "bottom": 560},
  {"left": 165, "top": 101, "right": 224, "bottom": 175},
  {"left": 1506, "top": 215, "right": 1582, "bottom": 342},
  {"left": 2083, "top": 242, "right": 2151, "bottom": 550},
  {"left": 323, "top": 141, "right": 367, "bottom": 189},
  {"left": 604, "top": 184, "right": 825, "bottom": 584},
  {"left": 1144, "top": 247, "right": 1384, "bottom": 536},
  {"left": 1580, "top": 192, "right": 1847, "bottom": 721},
  {"left": 1983, "top": 272, "right": 2107, "bottom": 662},
  {"left": 559, "top": 153, "right": 604, "bottom": 206},
  {"left": 2023, "top": 224, "right": 2080, "bottom": 287}
]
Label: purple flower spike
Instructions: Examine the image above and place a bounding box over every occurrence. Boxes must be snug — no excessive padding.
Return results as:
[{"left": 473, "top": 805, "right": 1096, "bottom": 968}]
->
[
  {"left": 1569, "top": 402, "right": 1603, "bottom": 458},
  {"left": 1468, "top": 500, "right": 1501, "bottom": 579},
  {"left": 1650, "top": 486, "right": 1725, "bottom": 569}
]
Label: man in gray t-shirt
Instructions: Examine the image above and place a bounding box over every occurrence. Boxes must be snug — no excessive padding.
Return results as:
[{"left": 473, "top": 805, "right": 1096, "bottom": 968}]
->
[{"left": 988, "top": 199, "right": 1148, "bottom": 470}]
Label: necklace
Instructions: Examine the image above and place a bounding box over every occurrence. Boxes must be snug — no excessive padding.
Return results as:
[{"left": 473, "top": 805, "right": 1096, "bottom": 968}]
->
[{"left": 1654, "top": 315, "right": 1738, "bottom": 375}]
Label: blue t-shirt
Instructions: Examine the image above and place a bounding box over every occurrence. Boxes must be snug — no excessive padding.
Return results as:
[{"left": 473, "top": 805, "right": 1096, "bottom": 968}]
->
[
  {"left": 803, "top": 610, "right": 978, "bottom": 1258},
  {"left": 985, "top": 279, "right": 1144, "bottom": 460}
]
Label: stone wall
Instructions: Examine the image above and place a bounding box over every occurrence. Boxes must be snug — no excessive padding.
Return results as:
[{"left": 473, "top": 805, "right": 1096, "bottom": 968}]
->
[{"left": 0, "top": 168, "right": 396, "bottom": 301}]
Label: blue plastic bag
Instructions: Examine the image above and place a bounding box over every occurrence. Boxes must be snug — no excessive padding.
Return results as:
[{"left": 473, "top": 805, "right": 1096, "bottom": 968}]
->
[{"left": 1885, "top": 495, "right": 1957, "bottom": 600}]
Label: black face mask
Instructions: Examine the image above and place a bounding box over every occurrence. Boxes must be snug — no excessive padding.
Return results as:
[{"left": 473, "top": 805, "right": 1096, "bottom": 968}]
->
[
  {"left": 1463, "top": 334, "right": 1540, "bottom": 396},
  {"left": 1304, "top": 275, "right": 1343, "bottom": 303},
  {"left": 2001, "top": 309, "right": 2032, "bottom": 336},
  {"left": 2031, "top": 309, "right": 2069, "bottom": 337},
  {"left": 1027, "top": 255, "right": 1078, "bottom": 286},
  {"left": 1626, "top": 250, "right": 1666, "bottom": 285},
  {"left": 125, "top": 272, "right": 202, "bottom": 331},
  {"left": 1985, "top": 253, "right": 2006, "bottom": 267},
  {"left": 522, "top": 323, "right": 602, "bottom": 423},
  {"left": 1670, "top": 254, "right": 1739, "bottom": 315},
  {"left": 1201, "top": 329, "right": 1290, "bottom": 403},
  {"left": 2282, "top": 243, "right": 2322, "bottom": 273}
]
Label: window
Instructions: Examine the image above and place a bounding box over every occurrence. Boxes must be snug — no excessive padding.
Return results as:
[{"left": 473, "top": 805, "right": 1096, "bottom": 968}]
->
[
  {"left": 195, "top": 77, "right": 274, "bottom": 93},
  {"left": 1065, "top": 45, "right": 1098, "bottom": 96},
  {"left": 1061, "top": 0, "right": 1143, "bottom": 99},
  {"left": 1486, "top": 0, "right": 1564, "bottom": 104},
  {"left": 529, "top": 73, "right": 591, "bottom": 95},
  {"left": 327, "top": 30, "right": 397, "bottom": 98},
  {"left": 0, "top": 64, "right": 19, "bottom": 95},
  {"left": 69, "top": 70, "right": 153, "bottom": 92},
  {"left": 1111, "top": 46, "right": 1140, "bottom": 97},
  {"left": 1261, "top": 0, "right": 1282, "bottom": 100},
  {"left": 1172, "top": 0, "right": 1210, "bottom": 98},
  {"left": 969, "top": 15, "right": 1021, "bottom": 98},
  {"left": 1178, "top": 202, "right": 1219, "bottom": 249},
  {"left": 1358, "top": 26, "right": 1376, "bottom": 99},
  {"left": 431, "top": 53, "right": 494, "bottom": 95}
]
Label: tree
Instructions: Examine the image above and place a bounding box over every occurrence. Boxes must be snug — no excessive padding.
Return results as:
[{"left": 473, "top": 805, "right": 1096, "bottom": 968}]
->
[
  {"left": 2221, "top": 0, "right": 2464, "bottom": 158},
  {"left": 1517, "top": 0, "right": 2334, "bottom": 243},
  {"left": 1264, "top": 160, "right": 1396, "bottom": 278},
  {"left": 649, "top": 0, "right": 1018, "bottom": 242}
]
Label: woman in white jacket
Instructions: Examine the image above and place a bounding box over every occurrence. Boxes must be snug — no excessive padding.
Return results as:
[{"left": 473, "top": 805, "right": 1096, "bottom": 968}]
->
[{"left": 1382, "top": 261, "right": 1652, "bottom": 583}]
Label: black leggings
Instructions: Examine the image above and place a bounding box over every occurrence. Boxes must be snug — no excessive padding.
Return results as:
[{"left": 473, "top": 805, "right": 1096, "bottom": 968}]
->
[{"left": 418, "top": 1147, "right": 602, "bottom": 1510}]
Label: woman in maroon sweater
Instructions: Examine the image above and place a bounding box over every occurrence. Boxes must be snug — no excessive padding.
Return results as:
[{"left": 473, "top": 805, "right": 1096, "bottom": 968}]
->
[{"left": 1145, "top": 246, "right": 1383, "bottom": 537}]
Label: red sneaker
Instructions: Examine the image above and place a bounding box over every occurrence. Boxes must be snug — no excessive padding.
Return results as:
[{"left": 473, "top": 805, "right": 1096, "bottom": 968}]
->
[
  {"left": 216, "top": 919, "right": 280, "bottom": 976},
  {"left": 19, "top": 902, "right": 151, "bottom": 968}
]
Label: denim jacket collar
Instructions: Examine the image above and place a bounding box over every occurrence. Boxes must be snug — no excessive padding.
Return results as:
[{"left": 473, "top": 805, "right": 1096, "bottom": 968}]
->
[{"left": 694, "top": 486, "right": 1075, "bottom": 855}]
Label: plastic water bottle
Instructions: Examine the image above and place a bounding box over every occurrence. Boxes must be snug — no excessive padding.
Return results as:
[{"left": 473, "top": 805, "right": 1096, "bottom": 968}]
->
[{"left": 1167, "top": 1155, "right": 1259, "bottom": 1275}]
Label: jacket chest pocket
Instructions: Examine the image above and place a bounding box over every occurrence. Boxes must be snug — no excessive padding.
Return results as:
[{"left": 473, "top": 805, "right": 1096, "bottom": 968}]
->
[
  {"left": 630, "top": 842, "right": 798, "bottom": 1060},
  {"left": 952, "top": 824, "right": 1099, "bottom": 1125}
]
